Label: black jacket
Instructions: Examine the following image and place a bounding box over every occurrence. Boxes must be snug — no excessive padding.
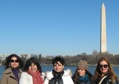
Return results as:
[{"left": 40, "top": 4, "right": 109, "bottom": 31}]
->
[{"left": 95, "top": 75, "right": 118, "bottom": 84}]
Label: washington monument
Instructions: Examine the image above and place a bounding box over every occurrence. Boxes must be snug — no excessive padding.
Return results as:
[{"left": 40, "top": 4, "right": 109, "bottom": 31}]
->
[{"left": 100, "top": 3, "right": 107, "bottom": 53}]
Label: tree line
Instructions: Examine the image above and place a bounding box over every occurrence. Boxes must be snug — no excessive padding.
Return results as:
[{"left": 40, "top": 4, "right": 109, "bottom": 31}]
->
[
  {"left": 0, "top": 52, "right": 119, "bottom": 66},
  {"left": 40, "top": 52, "right": 119, "bottom": 66}
]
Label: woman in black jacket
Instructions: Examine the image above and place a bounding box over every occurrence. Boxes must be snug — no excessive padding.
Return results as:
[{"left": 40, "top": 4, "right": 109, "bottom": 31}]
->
[{"left": 92, "top": 57, "right": 118, "bottom": 84}]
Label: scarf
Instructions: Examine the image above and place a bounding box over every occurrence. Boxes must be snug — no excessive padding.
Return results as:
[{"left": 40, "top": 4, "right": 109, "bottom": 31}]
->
[
  {"left": 27, "top": 71, "right": 44, "bottom": 84},
  {"left": 49, "top": 70, "right": 64, "bottom": 84},
  {"left": 12, "top": 68, "right": 19, "bottom": 81},
  {"left": 78, "top": 74, "right": 90, "bottom": 83}
]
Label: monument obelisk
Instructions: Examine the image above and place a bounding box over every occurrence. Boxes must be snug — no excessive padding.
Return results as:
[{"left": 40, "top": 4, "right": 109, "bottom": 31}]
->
[{"left": 100, "top": 3, "right": 107, "bottom": 53}]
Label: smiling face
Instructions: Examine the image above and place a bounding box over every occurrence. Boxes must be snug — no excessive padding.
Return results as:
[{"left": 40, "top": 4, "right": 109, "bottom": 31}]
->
[
  {"left": 10, "top": 57, "right": 19, "bottom": 68},
  {"left": 99, "top": 60, "right": 109, "bottom": 75},
  {"left": 53, "top": 61, "right": 64, "bottom": 72},
  {"left": 28, "top": 63, "right": 38, "bottom": 72},
  {"left": 77, "top": 68, "right": 86, "bottom": 77}
]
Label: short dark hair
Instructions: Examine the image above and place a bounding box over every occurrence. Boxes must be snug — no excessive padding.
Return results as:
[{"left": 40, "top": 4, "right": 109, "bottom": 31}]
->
[
  {"left": 5, "top": 54, "right": 24, "bottom": 69},
  {"left": 52, "top": 56, "right": 65, "bottom": 66},
  {"left": 24, "top": 57, "right": 42, "bottom": 73}
]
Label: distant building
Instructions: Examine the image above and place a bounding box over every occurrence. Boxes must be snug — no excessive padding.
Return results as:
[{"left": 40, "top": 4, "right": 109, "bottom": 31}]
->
[{"left": 0, "top": 54, "right": 9, "bottom": 61}]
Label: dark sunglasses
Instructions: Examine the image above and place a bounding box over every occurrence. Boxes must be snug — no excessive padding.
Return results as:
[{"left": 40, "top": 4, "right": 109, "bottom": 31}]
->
[
  {"left": 10, "top": 60, "right": 19, "bottom": 62},
  {"left": 99, "top": 64, "right": 108, "bottom": 68}
]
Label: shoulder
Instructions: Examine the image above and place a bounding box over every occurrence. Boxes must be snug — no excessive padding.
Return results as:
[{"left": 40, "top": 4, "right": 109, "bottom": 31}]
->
[
  {"left": 3, "top": 68, "right": 12, "bottom": 74},
  {"left": 63, "top": 70, "right": 74, "bottom": 84},
  {"left": 19, "top": 72, "right": 33, "bottom": 84},
  {"left": 21, "top": 72, "right": 32, "bottom": 77},
  {"left": 45, "top": 71, "right": 53, "bottom": 78},
  {"left": 44, "top": 71, "right": 53, "bottom": 82},
  {"left": 106, "top": 77, "right": 118, "bottom": 84},
  {"left": 63, "top": 70, "right": 70, "bottom": 76},
  {"left": 21, "top": 72, "right": 29, "bottom": 75},
  {"left": 3, "top": 68, "right": 22, "bottom": 74},
  {"left": 65, "top": 69, "right": 73, "bottom": 77},
  {"left": 1, "top": 68, "right": 12, "bottom": 78}
]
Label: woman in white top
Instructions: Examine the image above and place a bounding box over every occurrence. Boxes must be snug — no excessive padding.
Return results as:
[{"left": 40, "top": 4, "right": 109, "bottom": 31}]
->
[
  {"left": 44, "top": 56, "right": 74, "bottom": 84},
  {"left": 19, "top": 57, "right": 44, "bottom": 84}
]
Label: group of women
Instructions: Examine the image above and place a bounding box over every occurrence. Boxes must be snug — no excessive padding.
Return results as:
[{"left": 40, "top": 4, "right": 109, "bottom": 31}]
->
[
  {"left": 0, "top": 54, "right": 119, "bottom": 84},
  {"left": 72, "top": 58, "right": 119, "bottom": 84}
]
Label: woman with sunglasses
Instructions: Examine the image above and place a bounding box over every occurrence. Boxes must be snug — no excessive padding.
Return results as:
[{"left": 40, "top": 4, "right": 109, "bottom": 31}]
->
[
  {"left": 1, "top": 54, "right": 24, "bottom": 84},
  {"left": 92, "top": 57, "right": 118, "bottom": 84},
  {"left": 72, "top": 60, "right": 92, "bottom": 84},
  {"left": 19, "top": 57, "right": 44, "bottom": 84}
]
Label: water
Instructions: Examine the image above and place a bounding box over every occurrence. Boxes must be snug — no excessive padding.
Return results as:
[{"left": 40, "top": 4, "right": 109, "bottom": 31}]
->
[
  {"left": 42, "top": 65, "right": 119, "bottom": 76},
  {"left": 0, "top": 65, "right": 119, "bottom": 79},
  {"left": 0, "top": 65, "right": 5, "bottom": 79}
]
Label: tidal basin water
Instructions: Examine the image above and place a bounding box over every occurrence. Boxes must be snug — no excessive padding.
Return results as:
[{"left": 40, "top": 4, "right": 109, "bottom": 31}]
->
[{"left": 0, "top": 65, "right": 119, "bottom": 79}]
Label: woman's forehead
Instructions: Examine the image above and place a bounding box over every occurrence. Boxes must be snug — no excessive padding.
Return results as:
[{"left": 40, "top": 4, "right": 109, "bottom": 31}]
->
[
  {"left": 54, "top": 61, "right": 62, "bottom": 65},
  {"left": 100, "top": 60, "right": 108, "bottom": 64},
  {"left": 11, "top": 56, "right": 17, "bottom": 59}
]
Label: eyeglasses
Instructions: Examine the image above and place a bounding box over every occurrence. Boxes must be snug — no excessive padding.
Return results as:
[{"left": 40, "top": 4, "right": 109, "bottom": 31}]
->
[
  {"left": 99, "top": 64, "right": 108, "bottom": 68},
  {"left": 10, "top": 60, "right": 19, "bottom": 63}
]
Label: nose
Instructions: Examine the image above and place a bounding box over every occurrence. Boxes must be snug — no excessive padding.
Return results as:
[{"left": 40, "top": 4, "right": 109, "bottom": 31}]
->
[
  {"left": 55, "top": 65, "right": 59, "bottom": 69},
  {"left": 31, "top": 65, "right": 34, "bottom": 68}
]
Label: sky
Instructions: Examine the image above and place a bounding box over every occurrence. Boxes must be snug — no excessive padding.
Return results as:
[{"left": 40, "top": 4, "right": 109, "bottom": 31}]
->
[{"left": 0, "top": 0, "right": 119, "bottom": 56}]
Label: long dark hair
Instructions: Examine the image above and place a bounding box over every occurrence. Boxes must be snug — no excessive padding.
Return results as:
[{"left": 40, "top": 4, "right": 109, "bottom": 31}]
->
[
  {"left": 5, "top": 54, "right": 24, "bottom": 69},
  {"left": 24, "top": 57, "right": 42, "bottom": 73}
]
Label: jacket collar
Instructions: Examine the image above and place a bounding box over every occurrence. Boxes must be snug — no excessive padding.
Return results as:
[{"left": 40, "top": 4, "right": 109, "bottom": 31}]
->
[
  {"left": 4, "top": 67, "right": 22, "bottom": 74},
  {"left": 4, "top": 67, "right": 22, "bottom": 80}
]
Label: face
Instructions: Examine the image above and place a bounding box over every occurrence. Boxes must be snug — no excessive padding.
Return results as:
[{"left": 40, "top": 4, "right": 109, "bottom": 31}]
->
[
  {"left": 77, "top": 68, "right": 86, "bottom": 76},
  {"left": 53, "top": 61, "right": 64, "bottom": 72},
  {"left": 10, "top": 57, "right": 19, "bottom": 68},
  {"left": 99, "top": 60, "right": 109, "bottom": 75},
  {"left": 28, "top": 63, "right": 38, "bottom": 72}
]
